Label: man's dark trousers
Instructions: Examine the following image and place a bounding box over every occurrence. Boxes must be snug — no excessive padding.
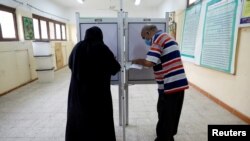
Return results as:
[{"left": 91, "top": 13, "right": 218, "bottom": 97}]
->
[{"left": 155, "top": 90, "right": 185, "bottom": 141}]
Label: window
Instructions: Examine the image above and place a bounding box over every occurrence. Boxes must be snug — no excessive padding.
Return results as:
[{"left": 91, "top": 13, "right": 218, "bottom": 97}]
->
[
  {"left": 32, "top": 14, "right": 67, "bottom": 41},
  {"left": 61, "top": 24, "right": 66, "bottom": 40},
  {"left": 40, "top": 20, "right": 48, "bottom": 39},
  {"left": 33, "top": 18, "right": 40, "bottom": 39},
  {"left": 33, "top": 15, "right": 48, "bottom": 41},
  {"left": 55, "top": 23, "right": 61, "bottom": 40},
  {"left": 49, "top": 22, "right": 55, "bottom": 40},
  {"left": 0, "top": 4, "right": 18, "bottom": 41}
]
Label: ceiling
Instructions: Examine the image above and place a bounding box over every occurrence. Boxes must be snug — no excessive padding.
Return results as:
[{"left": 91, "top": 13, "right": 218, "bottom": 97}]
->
[{"left": 50, "top": 0, "right": 165, "bottom": 10}]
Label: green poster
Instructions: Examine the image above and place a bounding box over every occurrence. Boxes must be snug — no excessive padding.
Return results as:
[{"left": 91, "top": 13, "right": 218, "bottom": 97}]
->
[
  {"left": 22, "top": 16, "right": 34, "bottom": 40},
  {"left": 243, "top": 0, "right": 250, "bottom": 17}
]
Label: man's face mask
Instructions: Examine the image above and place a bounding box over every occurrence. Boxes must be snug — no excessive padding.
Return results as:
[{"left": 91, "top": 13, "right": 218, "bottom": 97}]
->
[
  {"left": 144, "top": 39, "right": 152, "bottom": 46},
  {"left": 143, "top": 31, "right": 152, "bottom": 46}
]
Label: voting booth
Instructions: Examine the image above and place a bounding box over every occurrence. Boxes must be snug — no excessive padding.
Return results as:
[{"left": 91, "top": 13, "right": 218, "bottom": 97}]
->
[
  {"left": 125, "top": 18, "right": 167, "bottom": 84},
  {"left": 76, "top": 12, "right": 168, "bottom": 141},
  {"left": 122, "top": 17, "right": 168, "bottom": 128}
]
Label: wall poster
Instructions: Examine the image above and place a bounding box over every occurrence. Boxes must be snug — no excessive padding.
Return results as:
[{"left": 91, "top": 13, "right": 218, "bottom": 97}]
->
[
  {"left": 181, "top": 1, "right": 202, "bottom": 59},
  {"left": 240, "top": 0, "right": 250, "bottom": 26},
  {"left": 22, "top": 16, "right": 34, "bottom": 40},
  {"left": 200, "top": 0, "right": 241, "bottom": 74}
]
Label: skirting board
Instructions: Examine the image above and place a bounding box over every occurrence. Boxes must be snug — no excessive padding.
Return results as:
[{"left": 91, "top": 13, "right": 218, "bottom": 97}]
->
[
  {"left": 0, "top": 78, "right": 38, "bottom": 97},
  {"left": 189, "top": 82, "right": 250, "bottom": 124}
]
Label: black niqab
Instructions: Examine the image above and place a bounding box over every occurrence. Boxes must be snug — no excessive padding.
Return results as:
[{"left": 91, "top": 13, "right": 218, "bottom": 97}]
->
[{"left": 66, "top": 26, "right": 120, "bottom": 141}]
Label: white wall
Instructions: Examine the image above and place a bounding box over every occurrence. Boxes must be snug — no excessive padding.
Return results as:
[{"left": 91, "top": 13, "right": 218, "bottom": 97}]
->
[
  {"left": 0, "top": 0, "right": 73, "bottom": 95},
  {"left": 67, "top": 3, "right": 166, "bottom": 45},
  {"left": 68, "top": 5, "right": 162, "bottom": 20},
  {"left": 157, "top": 0, "right": 187, "bottom": 17},
  {"left": 0, "top": 0, "right": 71, "bottom": 23}
]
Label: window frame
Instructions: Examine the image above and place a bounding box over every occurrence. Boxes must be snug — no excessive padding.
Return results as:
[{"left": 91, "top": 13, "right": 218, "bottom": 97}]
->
[
  {"left": 0, "top": 4, "right": 19, "bottom": 41},
  {"left": 40, "top": 19, "right": 49, "bottom": 40},
  {"left": 54, "top": 21, "right": 67, "bottom": 41},
  {"left": 32, "top": 14, "right": 67, "bottom": 41},
  {"left": 48, "top": 21, "right": 56, "bottom": 40},
  {"left": 55, "top": 22, "right": 62, "bottom": 40},
  {"left": 33, "top": 17, "right": 41, "bottom": 40},
  {"left": 32, "top": 14, "right": 50, "bottom": 41},
  {"left": 61, "top": 23, "right": 67, "bottom": 41}
]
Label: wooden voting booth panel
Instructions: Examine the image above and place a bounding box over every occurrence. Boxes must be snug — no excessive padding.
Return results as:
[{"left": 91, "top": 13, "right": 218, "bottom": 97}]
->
[
  {"left": 80, "top": 23, "right": 119, "bottom": 81},
  {"left": 126, "top": 22, "right": 166, "bottom": 83}
]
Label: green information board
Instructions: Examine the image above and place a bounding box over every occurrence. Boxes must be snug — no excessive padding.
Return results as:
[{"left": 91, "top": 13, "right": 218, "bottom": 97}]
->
[
  {"left": 181, "top": 1, "right": 202, "bottom": 58},
  {"left": 200, "top": 0, "right": 238, "bottom": 73}
]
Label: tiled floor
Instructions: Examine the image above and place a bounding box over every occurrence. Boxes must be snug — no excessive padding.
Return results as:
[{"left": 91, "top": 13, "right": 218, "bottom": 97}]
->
[{"left": 0, "top": 68, "right": 246, "bottom": 141}]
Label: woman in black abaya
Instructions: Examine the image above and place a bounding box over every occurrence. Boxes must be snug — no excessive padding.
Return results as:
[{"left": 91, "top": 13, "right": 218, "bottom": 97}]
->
[{"left": 65, "top": 26, "right": 120, "bottom": 141}]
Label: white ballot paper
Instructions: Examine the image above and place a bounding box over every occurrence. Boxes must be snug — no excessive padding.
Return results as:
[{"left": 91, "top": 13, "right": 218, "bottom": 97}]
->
[{"left": 125, "top": 62, "right": 143, "bottom": 70}]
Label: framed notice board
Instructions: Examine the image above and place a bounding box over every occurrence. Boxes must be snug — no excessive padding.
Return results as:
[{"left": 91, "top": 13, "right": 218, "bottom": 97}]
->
[
  {"left": 181, "top": 1, "right": 202, "bottom": 59},
  {"left": 200, "top": 0, "right": 240, "bottom": 74}
]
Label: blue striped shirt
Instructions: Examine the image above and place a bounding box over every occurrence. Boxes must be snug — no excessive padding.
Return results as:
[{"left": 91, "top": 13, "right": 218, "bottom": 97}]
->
[{"left": 146, "top": 31, "right": 189, "bottom": 94}]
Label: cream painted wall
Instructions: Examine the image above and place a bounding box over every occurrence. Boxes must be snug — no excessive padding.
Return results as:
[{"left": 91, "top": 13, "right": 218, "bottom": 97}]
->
[
  {"left": 0, "top": 0, "right": 73, "bottom": 95},
  {"left": 175, "top": 11, "right": 250, "bottom": 118},
  {"left": 68, "top": 3, "right": 164, "bottom": 21},
  {"left": 68, "top": 24, "right": 77, "bottom": 46},
  {"left": 0, "top": 42, "right": 33, "bottom": 94},
  {"left": 157, "top": 0, "right": 187, "bottom": 17},
  {"left": 0, "top": 0, "right": 71, "bottom": 23}
]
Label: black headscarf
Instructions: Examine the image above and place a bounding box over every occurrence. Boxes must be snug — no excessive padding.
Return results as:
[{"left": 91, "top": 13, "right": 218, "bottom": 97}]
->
[
  {"left": 84, "top": 26, "right": 104, "bottom": 44},
  {"left": 69, "top": 26, "right": 107, "bottom": 80}
]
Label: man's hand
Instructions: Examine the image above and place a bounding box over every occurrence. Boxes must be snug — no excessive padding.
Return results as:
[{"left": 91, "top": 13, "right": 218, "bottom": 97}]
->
[{"left": 132, "top": 59, "right": 154, "bottom": 68}]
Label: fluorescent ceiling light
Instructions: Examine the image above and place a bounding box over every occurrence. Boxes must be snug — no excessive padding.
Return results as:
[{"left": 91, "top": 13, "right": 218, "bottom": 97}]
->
[
  {"left": 77, "top": 0, "right": 84, "bottom": 4},
  {"left": 135, "top": 0, "right": 141, "bottom": 6}
]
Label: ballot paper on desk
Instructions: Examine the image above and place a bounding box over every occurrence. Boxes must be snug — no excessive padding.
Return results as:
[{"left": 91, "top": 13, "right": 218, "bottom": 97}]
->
[{"left": 125, "top": 62, "right": 143, "bottom": 70}]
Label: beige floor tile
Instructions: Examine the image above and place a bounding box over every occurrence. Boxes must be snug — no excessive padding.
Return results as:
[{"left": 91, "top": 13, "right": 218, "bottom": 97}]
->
[{"left": 0, "top": 68, "right": 247, "bottom": 141}]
